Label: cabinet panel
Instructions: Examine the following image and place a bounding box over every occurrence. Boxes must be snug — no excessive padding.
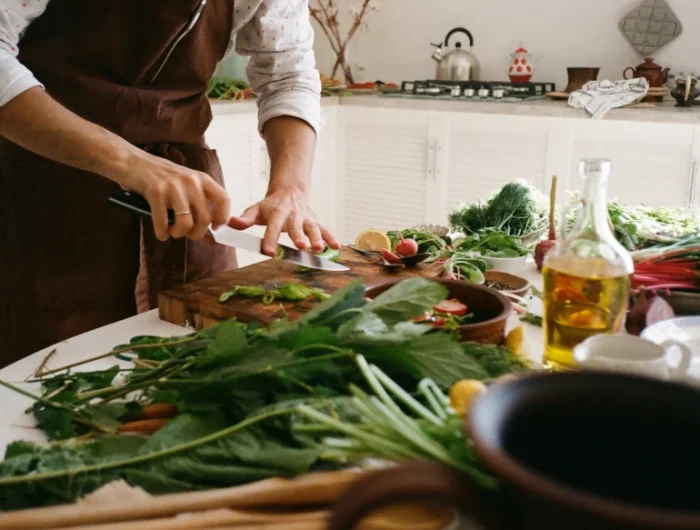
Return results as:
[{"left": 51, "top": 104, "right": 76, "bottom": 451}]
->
[
  {"left": 205, "top": 113, "right": 259, "bottom": 218},
  {"left": 206, "top": 113, "right": 261, "bottom": 267},
  {"left": 445, "top": 115, "right": 551, "bottom": 217},
  {"left": 341, "top": 108, "right": 432, "bottom": 243},
  {"left": 569, "top": 121, "right": 694, "bottom": 207}
]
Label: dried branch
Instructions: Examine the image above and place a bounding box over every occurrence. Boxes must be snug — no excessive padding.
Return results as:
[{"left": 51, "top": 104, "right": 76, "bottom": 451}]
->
[{"left": 311, "top": 0, "right": 379, "bottom": 85}]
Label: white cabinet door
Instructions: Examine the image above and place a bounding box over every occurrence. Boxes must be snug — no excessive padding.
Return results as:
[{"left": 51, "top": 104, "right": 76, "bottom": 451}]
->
[
  {"left": 309, "top": 106, "right": 339, "bottom": 233},
  {"left": 339, "top": 107, "right": 435, "bottom": 243},
  {"left": 205, "top": 113, "right": 260, "bottom": 219},
  {"left": 443, "top": 114, "right": 552, "bottom": 217},
  {"left": 205, "top": 113, "right": 262, "bottom": 267},
  {"left": 568, "top": 120, "right": 695, "bottom": 207}
]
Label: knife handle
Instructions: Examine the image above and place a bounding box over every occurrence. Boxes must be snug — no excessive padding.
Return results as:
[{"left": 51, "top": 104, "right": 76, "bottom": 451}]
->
[{"left": 109, "top": 190, "right": 175, "bottom": 225}]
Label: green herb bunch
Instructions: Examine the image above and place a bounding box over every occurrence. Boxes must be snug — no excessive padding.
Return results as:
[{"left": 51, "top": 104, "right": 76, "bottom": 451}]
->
[{"left": 449, "top": 180, "right": 548, "bottom": 237}]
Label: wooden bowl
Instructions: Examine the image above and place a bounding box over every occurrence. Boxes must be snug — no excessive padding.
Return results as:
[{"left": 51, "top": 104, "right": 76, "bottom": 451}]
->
[
  {"left": 365, "top": 278, "right": 512, "bottom": 345},
  {"left": 484, "top": 271, "right": 531, "bottom": 297}
]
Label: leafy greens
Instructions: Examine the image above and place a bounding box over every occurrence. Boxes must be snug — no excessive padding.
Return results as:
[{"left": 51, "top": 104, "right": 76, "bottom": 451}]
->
[{"left": 0, "top": 278, "right": 529, "bottom": 510}]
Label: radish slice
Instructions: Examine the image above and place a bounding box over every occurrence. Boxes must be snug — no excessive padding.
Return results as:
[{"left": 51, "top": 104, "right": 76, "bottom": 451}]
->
[
  {"left": 434, "top": 299, "right": 468, "bottom": 316},
  {"left": 382, "top": 249, "right": 402, "bottom": 263}
]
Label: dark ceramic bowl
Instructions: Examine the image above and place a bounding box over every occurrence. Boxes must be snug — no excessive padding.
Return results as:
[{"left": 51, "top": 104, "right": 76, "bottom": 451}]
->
[{"left": 365, "top": 278, "right": 512, "bottom": 345}]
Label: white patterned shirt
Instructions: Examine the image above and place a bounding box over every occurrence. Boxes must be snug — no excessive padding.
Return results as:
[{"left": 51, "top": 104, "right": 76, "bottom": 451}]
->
[{"left": 0, "top": 0, "right": 322, "bottom": 134}]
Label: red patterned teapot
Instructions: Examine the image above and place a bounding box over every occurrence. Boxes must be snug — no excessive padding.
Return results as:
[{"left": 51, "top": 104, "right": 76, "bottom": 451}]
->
[{"left": 508, "top": 47, "right": 537, "bottom": 83}]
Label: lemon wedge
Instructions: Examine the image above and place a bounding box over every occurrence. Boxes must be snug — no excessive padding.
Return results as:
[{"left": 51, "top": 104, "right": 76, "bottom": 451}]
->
[
  {"left": 354, "top": 229, "right": 391, "bottom": 252},
  {"left": 449, "top": 379, "right": 487, "bottom": 417},
  {"left": 505, "top": 325, "right": 525, "bottom": 354}
]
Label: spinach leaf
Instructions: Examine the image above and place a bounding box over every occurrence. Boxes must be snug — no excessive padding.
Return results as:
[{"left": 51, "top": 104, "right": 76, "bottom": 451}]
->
[{"left": 365, "top": 278, "right": 448, "bottom": 325}]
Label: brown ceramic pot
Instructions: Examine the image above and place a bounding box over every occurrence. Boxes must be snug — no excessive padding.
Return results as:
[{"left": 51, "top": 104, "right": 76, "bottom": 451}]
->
[
  {"left": 623, "top": 58, "right": 670, "bottom": 88},
  {"left": 330, "top": 372, "right": 700, "bottom": 530},
  {"left": 364, "top": 278, "right": 511, "bottom": 344}
]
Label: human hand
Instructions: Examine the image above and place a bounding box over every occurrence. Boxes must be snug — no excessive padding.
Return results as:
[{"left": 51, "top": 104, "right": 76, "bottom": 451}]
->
[
  {"left": 228, "top": 186, "right": 340, "bottom": 256},
  {"left": 112, "top": 150, "right": 231, "bottom": 241}
]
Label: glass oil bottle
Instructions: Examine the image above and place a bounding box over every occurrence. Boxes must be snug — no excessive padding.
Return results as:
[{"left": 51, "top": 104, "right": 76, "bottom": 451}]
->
[{"left": 542, "top": 159, "right": 633, "bottom": 370}]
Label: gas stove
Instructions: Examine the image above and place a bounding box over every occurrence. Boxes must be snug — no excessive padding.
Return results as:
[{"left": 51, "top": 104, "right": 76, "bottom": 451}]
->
[{"left": 383, "top": 80, "right": 556, "bottom": 102}]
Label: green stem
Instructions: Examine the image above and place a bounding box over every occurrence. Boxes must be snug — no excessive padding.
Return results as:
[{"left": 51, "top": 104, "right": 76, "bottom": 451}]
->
[
  {"left": 355, "top": 355, "right": 410, "bottom": 424},
  {"left": 287, "top": 344, "right": 350, "bottom": 357},
  {"left": 0, "top": 409, "right": 290, "bottom": 487},
  {"left": 371, "top": 366, "right": 443, "bottom": 426},
  {"left": 370, "top": 397, "right": 455, "bottom": 464},
  {"left": 25, "top": 368, "right": 136, "bottom": 384},
  {"left": 296, "top": 405, "right": 422, "bottom": 461},
  {"left": 74, "top": 380, "right": 156, "bottom": 402},
  {"left": 39, "top": 337, "right": 199, "bottom": 377}
]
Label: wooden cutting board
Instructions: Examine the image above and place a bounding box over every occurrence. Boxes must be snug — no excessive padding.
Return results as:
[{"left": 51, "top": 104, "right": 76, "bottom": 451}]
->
[{"left": 158, "top": 248, "right": 430, "bottom": 330}]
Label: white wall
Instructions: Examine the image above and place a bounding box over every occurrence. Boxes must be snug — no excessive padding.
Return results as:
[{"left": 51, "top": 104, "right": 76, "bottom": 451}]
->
[{"left": 312, "top": 0, "right": 700, "bottom": 90}]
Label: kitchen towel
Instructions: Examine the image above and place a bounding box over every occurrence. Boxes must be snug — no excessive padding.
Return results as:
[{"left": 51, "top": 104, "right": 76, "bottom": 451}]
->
[{"left": 568, "top": 78, "right": 649, "bottom": 119}]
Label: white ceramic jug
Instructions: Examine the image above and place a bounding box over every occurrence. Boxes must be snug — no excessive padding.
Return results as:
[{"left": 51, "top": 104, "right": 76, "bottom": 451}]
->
[{"left": 574, "top": 334, "right": 692, "bottom": 381}]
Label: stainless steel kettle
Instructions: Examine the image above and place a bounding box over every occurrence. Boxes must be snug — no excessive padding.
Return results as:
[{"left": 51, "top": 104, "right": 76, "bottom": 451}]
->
[{"left": 431, "top": 27, "right": 479, "bottom": 81}]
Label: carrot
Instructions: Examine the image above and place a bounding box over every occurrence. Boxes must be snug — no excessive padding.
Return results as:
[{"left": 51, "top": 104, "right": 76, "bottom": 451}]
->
[
  {"left": 118, "top": 418, "right": 170, "bottom": 435},
  {"left": 139, "top": 403, "right": 179, "bottom": 420}
]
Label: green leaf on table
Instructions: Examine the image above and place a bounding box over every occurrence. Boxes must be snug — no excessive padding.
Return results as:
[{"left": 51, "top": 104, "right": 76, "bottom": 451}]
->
[
  {"left": 195, "top": 320, "right": 249, "bottom": 368},
  {"left": 32, "top": 404, "right": 77, "bottom": 441},
  {"left": 337, "top": 312, "right": 388, "bottom": 340},
  {"left": 80, "top": 402, "right": 129, "bottom": 430},
  {"left": 365, "top": 278, "right": 448, "bottom": 325},
  {"left": 74, "top": 366, "right": 121, "bottom": 393},
  {"left": 298, "top": 280, "right": 366, "bottom": 329},
  {"left": 0, "top": 410, "right": 319, "bottom": 510}
]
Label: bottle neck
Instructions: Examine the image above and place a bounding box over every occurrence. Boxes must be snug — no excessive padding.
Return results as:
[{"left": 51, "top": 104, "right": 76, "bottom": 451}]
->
[{"left": 578, "top": 174, "right": 611, "bottom": 236}]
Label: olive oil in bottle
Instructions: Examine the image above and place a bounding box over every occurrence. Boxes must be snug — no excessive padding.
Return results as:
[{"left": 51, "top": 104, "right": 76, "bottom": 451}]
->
[{"left": 542, "top": 160, "right": 633, "bottom": 370}]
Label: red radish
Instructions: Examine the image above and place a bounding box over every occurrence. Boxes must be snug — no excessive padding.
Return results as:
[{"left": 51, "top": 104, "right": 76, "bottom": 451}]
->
[
  {"left": 382, "top": 249, "right": 402, "bottom": 263},
  {"left": 441, "top": 270, "right": 458, "bottom": 280},
  {"left": 534, "top": 175, "right": 557, "bottom": 272},
  {"left": 432, "top": 317, "right": 448, "bottom": 327},
  {"left": 434, "top": 299, "right": 468, "bottom": 316},
  {"left": 412, "top": 312, "right": 433, "bottom": 323},
  {"left": 395, "top": 231, "right": 418, "bottom": 257}
]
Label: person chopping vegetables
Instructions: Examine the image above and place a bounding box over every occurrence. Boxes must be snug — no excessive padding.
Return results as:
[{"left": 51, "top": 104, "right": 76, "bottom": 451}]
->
[{"left": 0, "top": 0, "right": 339, "bottom": 366}]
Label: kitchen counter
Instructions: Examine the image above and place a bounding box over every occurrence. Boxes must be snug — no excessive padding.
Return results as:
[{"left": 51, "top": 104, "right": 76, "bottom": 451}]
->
[{"left": 211, "top": 95, "right": 700, "bottom": 126}]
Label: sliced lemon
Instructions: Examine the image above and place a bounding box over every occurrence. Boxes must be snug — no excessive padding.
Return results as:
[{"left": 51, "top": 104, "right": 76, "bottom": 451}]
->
[{"left": 354, "top": 229, "right": 391, "bottom": 252}]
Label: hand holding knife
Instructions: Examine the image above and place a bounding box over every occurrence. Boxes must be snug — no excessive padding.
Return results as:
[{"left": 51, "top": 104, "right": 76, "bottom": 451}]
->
[{"left": 109, "top": 190, "right": 348, "bottom": 272}]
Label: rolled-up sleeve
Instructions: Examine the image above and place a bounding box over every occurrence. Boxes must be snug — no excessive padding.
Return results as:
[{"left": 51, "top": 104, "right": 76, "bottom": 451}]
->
[
  {"left": 235, "top": 0, "right": 323, "bottom": 136},
  {"left": 0, "top": 0, "right": 48, "bottom": 106}
]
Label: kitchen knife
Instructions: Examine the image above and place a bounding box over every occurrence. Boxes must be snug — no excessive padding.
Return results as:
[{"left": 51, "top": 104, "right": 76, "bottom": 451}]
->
[{"left": 108, "top": 190, "right": 349, "bottom": 272}]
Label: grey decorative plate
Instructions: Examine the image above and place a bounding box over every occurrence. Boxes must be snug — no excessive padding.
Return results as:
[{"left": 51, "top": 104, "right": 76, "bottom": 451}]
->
[{"left": 619, "top": 0, "right": 683, "bottom": 58}]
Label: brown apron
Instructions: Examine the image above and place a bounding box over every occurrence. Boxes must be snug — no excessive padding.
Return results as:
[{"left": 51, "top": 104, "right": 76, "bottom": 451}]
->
[{"left": 0, "top": 0, "right": 237, "bottom": 366}]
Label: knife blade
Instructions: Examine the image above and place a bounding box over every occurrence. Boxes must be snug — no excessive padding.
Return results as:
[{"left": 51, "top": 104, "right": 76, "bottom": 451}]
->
[{"left": 108, "top": 190, "right": 349, "bottom": 272}]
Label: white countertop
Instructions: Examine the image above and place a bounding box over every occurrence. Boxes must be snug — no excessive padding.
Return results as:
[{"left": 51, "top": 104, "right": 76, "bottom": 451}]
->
[
  {"left": 211, "top": 95, "right": 700, "bottom": 126},
  {"left": 0, "top": 265, "right": 545, "bottom": 453}
]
